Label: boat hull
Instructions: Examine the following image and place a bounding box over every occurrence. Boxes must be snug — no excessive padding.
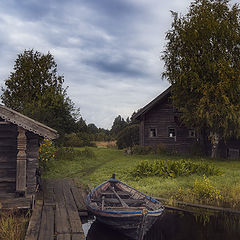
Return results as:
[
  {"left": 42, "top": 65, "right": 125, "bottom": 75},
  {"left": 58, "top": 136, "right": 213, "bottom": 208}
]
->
[{"left": 93, "top": 211, "right": 162, "bottom": 239}]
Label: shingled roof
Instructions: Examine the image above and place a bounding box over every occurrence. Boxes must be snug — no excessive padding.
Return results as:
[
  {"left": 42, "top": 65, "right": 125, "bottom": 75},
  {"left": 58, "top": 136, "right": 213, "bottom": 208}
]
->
[
  {"left": 0, "top": 104, "right": 58, "bottom": 139},
  {"left": 134, "top": 86, "right": 171, "bottom": 120}
]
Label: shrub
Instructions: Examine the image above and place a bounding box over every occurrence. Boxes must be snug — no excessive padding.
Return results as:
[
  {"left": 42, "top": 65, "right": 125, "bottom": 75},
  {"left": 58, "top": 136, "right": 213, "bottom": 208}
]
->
[
  {"left": 131, "top": 159, "right": 223, "bottom": 178},
  {"left": 131, "top": 145, "right": 168, "bottom": 155},
  {"left": 39, "top": 139, "right": 56, "bottom": 169},
  {"left": 56, "top": 147, "right": 95, "bottom": 161},
  {"left": 193, "top": 176, "right": 222, "bottom": 202},
  {"left": 56, "top": 146, "right": 78, "bottom": 161},
  {"left": 64, "top": 133, "right": 96, "bottom": 147}
]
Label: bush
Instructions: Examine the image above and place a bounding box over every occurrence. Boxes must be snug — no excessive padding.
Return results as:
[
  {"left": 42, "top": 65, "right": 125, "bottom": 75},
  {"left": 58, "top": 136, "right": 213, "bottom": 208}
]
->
[
  {"left": 132, "top": 145, "right": 169, "bottom": 155},
  {"left": 64, "top": 133, "right": 96, "bottom": 147},
  {"left": 193, "top": 176, "right": 222, "bottom": 202},
  {"left": 131, "top": 159, "right": 223, "bottom": 178},
  {"left": 56, "top": 147, "right": 95, "bottom": 161},
  {"left": 39, "top": 139, "right": 56, "bottom": 169},
  {"left": 56, "top": 146, "right": 78, "bottom": 161}
]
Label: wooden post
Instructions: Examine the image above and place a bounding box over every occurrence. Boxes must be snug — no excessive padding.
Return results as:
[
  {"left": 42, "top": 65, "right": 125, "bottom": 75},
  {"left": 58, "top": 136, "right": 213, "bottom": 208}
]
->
[{"left": 16, "top": 126, "right": 27, "bottom": 196}]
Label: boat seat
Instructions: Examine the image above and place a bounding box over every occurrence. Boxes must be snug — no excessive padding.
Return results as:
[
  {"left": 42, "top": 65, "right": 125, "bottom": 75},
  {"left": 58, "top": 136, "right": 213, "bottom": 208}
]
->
[{"left": 101, "top": 191, "right": 130, "bottom": 197}]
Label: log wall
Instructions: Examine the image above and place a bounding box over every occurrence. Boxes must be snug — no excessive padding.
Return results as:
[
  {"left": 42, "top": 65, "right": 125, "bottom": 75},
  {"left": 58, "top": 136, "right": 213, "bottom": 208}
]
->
[
  {"left": 0, "top": 120, "right": 17, "bottom": 197},
  {"left": 0, "top": 117, "right": 41, "bottom": 197}
]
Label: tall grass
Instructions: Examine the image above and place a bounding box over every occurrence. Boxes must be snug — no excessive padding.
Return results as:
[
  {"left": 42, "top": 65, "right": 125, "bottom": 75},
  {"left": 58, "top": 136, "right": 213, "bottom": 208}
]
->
[{"left": 0, "top": 210, "right": 29, "bottom": 240}]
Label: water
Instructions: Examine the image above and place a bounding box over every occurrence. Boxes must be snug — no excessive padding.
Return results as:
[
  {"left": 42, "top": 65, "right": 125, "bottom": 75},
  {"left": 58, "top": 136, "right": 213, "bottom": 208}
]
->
[{"left": 82, "top": 209, "right": 240, "bottom": 240}]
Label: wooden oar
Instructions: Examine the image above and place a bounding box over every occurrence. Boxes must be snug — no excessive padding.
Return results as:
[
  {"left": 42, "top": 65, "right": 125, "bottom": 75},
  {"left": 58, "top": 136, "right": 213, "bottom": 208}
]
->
[
  {"left": 101, "top": 196, "right": 105, "bottom": 210},
  {"left": 110, "top": 186, "right": 129, "bottom": 208}
]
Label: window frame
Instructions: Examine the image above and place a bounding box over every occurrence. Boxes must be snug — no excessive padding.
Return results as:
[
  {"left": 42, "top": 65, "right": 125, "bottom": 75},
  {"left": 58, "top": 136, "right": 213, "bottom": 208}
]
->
[
  {"left": 168, "top": 127, "right": 176, "bottom": 138},
  {"left": 188, "top": 129, "right": 196, "bottom": 138},
  {"left": 149, "top": 128, "right": 157, "bottom": 138}
]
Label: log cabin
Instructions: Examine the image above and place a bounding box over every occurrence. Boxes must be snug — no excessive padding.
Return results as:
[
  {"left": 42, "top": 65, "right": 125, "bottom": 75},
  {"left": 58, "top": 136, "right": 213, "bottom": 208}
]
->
[
  {"left": 0, "top": 104, "right": 58, "bottom": 208},
  {"left": 133, "top": 87, "right": 240, "bottom": 158},
  {"left": 134, "top": 87, "right": 197, "bottom": 154}
]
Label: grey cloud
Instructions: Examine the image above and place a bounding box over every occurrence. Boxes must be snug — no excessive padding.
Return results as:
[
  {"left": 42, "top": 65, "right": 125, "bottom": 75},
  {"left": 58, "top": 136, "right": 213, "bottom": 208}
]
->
[{"left": 0, "top": 0, "right": 199, "bottom": 128}]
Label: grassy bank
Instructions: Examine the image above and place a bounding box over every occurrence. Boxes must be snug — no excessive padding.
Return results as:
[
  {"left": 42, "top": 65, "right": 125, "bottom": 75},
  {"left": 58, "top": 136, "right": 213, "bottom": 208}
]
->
[{"left": 43, "top": 147, "right": 240, "bottom": 209}]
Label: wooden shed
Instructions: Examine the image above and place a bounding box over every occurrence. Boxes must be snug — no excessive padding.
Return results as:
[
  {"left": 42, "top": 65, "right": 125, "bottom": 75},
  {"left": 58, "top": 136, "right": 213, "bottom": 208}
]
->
[{"left": 0, "top": 104, "right": 58, "bottom": 208}]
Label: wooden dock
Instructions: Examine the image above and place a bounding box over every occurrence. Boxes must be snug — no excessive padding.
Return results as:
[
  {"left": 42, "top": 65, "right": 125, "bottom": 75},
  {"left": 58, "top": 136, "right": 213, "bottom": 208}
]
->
[{"left": 25, "top": 179, "right": 88, "bottom": 240}]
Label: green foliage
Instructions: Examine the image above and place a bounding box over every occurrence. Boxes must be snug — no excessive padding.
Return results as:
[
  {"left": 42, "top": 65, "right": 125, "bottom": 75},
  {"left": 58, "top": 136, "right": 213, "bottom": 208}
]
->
[
  {"left": 56, "top": 147, "right": 95, "bottom": 161},
  {"left": 64, "top": 133, "right": 96, "bottom": 147},
  {"left": 111, "top": 115, "right": 128, "bottom": 138},
  {"left": 39, "top": 138, "right": 56, "bottom": 169},
  {"left": 116, "top": 124, "right": 139, "bottom": 149},
  {"left": 193, "top": 175, "right": 222, "bottom": 202},
  {"left": 131, "top": 159, "right": 223, "bottom": 178},
  {"left": 132, "top": 144, "right": 168, "bottom": 155},
  {"left": 74, "top": 118, "right": 112, "bottom": 143},
  {"left": 1, "top": 49, "right": 78, "bottom": 137},
  {"left": 162, "top": 0, "right": 240, "bottom": 141}
]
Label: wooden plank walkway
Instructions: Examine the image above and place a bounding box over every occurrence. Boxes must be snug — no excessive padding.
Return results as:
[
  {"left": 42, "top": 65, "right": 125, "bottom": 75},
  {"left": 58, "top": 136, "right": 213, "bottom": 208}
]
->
[{"left": 25, "top": 179, "right": 88, "bottom": 240}]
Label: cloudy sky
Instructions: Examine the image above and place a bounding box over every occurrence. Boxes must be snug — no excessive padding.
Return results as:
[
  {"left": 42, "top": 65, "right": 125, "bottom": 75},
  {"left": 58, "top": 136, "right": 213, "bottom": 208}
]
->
[{"left": 0, "top": 0, "right": 238, "bottom": 129}]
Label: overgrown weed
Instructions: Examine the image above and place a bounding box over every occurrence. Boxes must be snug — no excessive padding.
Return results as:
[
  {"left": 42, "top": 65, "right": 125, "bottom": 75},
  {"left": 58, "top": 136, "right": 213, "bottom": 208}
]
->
[{"left": 0, "top": 210, "right": 29, "bottom": 240}]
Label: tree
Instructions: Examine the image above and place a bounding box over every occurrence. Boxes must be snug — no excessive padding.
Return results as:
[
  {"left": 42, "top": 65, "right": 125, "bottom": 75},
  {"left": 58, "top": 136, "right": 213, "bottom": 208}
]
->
[
  {"left": 162, "top": 0, "right": 240, "bottom": 157},
  {"left": 110, "top": 115, "right": 128, "bottom": 138},
  {"left": 1, "top": 49, "right": 78, "bottom": 137},
  {"left": 116, "top": 124, "right": 139, "bottom": 149}
]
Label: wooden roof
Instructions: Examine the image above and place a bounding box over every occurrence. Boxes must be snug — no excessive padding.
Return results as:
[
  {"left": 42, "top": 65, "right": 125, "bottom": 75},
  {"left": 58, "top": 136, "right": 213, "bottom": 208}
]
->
[
  {"left": 134, "top": 86, "right": 171, "bottom": 120},
  {"left": 0, "top": 104, "right": 58, "bottom": 139}
]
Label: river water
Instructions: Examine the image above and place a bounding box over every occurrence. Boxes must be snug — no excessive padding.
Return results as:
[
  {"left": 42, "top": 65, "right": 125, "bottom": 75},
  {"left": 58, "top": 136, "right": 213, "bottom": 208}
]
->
[{"left": 82, "top": 209, "right": 240, "bottom": 240}]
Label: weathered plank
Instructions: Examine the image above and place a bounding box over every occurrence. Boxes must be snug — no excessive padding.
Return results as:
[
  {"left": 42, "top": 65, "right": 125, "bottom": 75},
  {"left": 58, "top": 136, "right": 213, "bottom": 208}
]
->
[
  {"left": 16, "top": 127, "right": 27, "bottom": 193},
  {"left": 53, "top": 179, "right": 65, "bottom": 206},
  {"left": 56, "top": 234, "right": 71, "bottom": 240},
  {"left": 62, "top": 181, "right": 84, "bottom": 234},
  {"left": 55, "top": 203, "right": 71, "bottom": 234},
  {"left": 42, "top": 179, "right": 55, "bottom": 206},
  {"left": 71, "top": 186, "right": 88, "bottom": 212},
  {"left": 38, "top": 205, "right": 54, "bottom": 240},
  {"left": 25, "top": 200, "right": 43, "bottom": 240},
  {"left": 72, "top": 233, "right": 85, "bottom": 240}
]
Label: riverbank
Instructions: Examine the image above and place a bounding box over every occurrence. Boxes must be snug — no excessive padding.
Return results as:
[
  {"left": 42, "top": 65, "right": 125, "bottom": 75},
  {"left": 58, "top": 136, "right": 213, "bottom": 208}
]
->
[{"left": 43, "top": 147, "right": 240, "bottom": 210}]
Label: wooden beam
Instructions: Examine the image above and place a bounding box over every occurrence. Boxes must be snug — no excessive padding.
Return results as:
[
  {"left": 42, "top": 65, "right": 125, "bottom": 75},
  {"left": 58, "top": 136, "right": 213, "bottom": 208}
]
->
[{"left": 16, "top": 126, "right": 27, "bottom": 195}]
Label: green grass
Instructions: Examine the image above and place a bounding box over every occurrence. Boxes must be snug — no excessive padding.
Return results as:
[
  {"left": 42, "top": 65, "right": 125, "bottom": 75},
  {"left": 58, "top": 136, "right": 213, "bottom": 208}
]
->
[{"left": 43, "top": 147, "right": 240, "bottom": 209}]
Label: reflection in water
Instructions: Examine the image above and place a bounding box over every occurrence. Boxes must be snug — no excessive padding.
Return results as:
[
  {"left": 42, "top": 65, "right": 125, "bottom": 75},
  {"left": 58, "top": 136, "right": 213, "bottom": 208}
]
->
[{"left": 84, "top": 210, "right": 240, "bottom": 240}]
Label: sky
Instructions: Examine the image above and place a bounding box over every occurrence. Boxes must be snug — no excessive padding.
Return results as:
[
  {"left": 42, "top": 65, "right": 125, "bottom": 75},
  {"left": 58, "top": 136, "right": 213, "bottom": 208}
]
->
[{"left": 0, "top": 0, "right": 238, "bottom": 129}]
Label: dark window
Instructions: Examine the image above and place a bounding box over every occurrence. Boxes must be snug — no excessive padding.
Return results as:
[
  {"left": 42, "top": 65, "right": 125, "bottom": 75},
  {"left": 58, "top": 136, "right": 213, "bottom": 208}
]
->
[
  {"left": 188, "top": 129, "right": 196, "bottom": 138},
  {"left": 149, "top": 128, "right": 157, "bottom": 137},
  {"left": 168, "top": 128, "right": 176, "bottom": 138}
]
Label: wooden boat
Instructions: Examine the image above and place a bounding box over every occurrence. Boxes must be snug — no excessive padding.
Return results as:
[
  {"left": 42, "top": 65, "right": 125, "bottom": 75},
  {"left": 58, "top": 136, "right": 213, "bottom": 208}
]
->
[{"left": 86, "top": 174, "right": 164, "bottom": 240}]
